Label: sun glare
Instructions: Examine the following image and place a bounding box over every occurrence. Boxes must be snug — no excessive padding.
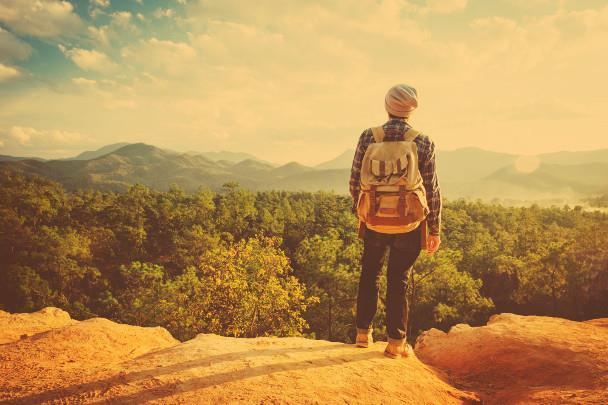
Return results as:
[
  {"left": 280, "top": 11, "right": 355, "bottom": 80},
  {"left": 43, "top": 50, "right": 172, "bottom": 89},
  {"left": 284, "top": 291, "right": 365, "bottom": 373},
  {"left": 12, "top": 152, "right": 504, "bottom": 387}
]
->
[{"left": 514, "top": 155, "right": 541, "bottom": 173}]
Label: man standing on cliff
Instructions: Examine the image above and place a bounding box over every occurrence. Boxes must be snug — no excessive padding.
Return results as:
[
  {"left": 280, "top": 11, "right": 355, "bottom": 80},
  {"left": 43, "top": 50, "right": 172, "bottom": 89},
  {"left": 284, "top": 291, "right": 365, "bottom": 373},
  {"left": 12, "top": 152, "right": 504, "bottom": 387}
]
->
[{"left": 349, "top": 84, "right": 442, "bottom": 358}]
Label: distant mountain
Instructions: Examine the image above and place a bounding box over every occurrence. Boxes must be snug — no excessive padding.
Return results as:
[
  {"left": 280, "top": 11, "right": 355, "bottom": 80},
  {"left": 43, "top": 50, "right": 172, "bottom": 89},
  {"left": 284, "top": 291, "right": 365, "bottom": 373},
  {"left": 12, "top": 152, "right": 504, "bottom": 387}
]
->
[
  {"left": 485, "top": 162, "right": 608, "bottom": 194},
  {"left": 271, "top": 162, "right": 314, "bottom": 178},
  {"left": 187, "top": 150, "right": 276, "bottom": 166},
  {"left": 0, "top": 155, "right": 46, "bottom": 162},
  {"left": 66, "top": 143, "right": 130, "bottom": 161},
  {"left": 229, "top": 159, "right": 275, "bottom": 179},
  {"left": 2, "top": 143, "right": 608, "bottom": 203},
  {"left": 436, "top": 148, "right": 518, "bottom": 182},
  {"left": 1, "top": 143, "right": 249, "bottom": 192},
  {"left": 263, "top": 169, "right": 349, "bottom": 193},
  {"left": 0, "top": 144, "right": 338, "bottom": 193},
  {"left": 538, "top": 149, "right": 608, "bottom": 165},
  {"left": 315, "top": 149, "right": 354, "bottom": 170},
  {"left": 439, "top": 161, "right": 608, "bottom": 201}
]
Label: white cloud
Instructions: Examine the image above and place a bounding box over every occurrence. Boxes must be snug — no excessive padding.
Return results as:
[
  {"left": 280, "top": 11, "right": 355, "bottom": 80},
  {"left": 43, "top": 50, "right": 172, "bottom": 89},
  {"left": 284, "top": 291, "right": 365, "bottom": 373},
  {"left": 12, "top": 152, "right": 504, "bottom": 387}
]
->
[
  {"left": 0, "top": 27, "right": 32, "bottom": 62},
  {"left": 72, "top": 77, "right": 97, "bottom": 87},
  {"left": 153, "top": 8, "right": 175, "bottom": 18},
  {"left": 88, "top": 25, "right": 110, "bottom": 47},
  {"left": 136, "top": 13, "right": 145, "bottom": 21},
  {"left": 59, "top": 45, "right": 117, "bottom": 73},
  {"left": 111, "top": 11, "right": 132, "bottom": 26},
  {"left": 7, "top": 126, "right": 35, "bottom": 145},
  {"left": 0, "top": 126, "right": 89, "bottom": 157},
  {"left": 93, "top": 0, "right": 110, "bottom": 7},
  {"left": 0, "top": 0, "right": 84, "bottom": 38},
  {"left": 121, "top": 38, "right": 196, "bottom": 75},
  {"left": 0, "top": 63, "right": 21, "bottom": 82}
]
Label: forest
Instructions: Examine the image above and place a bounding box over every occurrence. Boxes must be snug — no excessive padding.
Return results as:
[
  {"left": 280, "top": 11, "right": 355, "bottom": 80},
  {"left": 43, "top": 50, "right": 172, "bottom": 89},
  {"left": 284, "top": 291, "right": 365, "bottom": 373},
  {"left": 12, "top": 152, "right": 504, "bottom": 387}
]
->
[{"left": 1, "top": 170, "right": 607, "bottom": 343}]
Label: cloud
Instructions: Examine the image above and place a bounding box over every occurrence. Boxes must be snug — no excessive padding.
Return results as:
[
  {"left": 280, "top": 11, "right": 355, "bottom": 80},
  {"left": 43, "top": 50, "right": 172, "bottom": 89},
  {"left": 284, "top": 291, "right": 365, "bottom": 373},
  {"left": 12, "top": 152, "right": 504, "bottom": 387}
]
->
[
  {"left": 72, "top": 77, "right": 97, "bottom": 87},
  {"left": 93, "top": 0, "right": 111, "bottom": 7},
  {"left": 467, "top": 5, "right": 608, "bottom": 77},
  {"left": 0, "top": 126, "right": 89, "bottom": 157},
  {"left": 7, "top": 126, "right": 35, "bottom": 145},
  {"left": 0, "top": 27, "right": 32, "bottom": 62},
  {"left": 0, "top": 0, "right": 84, "bottom": 38},
  {"left": 111, "top": 11, "right": 132, "bottom": 26},
  {"left": 87, "top": 25, "right": 110, "bottom": 47},
  {"left": 0, "top": 63, "right": 21, "bottom": 82},
  {"left": 59, "top": 45, "right": 117, "bottom": 73},
  {"left": 153, "top": 8, "right": 175, "bottom": 18},
  {"left": 121, "top": 38, "right": 196, "bottom": 75}
]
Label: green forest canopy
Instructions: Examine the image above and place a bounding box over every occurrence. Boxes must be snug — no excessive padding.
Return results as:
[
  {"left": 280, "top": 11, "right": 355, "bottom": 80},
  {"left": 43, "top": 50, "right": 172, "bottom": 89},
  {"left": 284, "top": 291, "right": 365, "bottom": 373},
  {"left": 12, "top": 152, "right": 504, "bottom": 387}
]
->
[{"left": 1, "top": 171, "right": 607, "bottom": 343}]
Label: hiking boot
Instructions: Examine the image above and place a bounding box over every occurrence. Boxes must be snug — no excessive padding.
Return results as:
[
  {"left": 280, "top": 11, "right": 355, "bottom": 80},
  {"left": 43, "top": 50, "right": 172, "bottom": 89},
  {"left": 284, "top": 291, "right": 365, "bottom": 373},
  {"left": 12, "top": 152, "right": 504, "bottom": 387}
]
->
[
  {"left": 355, "top": 328, "right": 373, "bottom": 348},
  {"left": 384, "top": 339, "right": 411, "bottom": 359}
]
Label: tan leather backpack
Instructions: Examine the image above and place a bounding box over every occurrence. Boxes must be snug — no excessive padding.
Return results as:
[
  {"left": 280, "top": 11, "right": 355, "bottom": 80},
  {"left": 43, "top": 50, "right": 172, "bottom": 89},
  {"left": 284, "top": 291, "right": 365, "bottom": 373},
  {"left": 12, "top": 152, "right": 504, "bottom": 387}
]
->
[{"left": 356, "top": 125, "right": 429, "bottom": 238}]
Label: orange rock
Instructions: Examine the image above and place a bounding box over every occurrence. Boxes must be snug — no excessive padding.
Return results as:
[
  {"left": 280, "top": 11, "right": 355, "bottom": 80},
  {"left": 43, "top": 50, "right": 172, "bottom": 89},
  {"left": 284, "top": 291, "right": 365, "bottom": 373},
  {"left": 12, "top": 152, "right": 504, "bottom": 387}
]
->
[{"left": 415, "top": 313, "right": 608, "bottom": 404}]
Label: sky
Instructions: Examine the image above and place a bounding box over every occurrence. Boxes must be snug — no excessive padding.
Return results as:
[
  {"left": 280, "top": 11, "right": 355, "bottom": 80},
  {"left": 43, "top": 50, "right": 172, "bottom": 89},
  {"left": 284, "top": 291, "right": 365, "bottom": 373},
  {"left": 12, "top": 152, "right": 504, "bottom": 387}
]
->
[{"left": 1, "top": 0, "right": 607, "bottom": 165}]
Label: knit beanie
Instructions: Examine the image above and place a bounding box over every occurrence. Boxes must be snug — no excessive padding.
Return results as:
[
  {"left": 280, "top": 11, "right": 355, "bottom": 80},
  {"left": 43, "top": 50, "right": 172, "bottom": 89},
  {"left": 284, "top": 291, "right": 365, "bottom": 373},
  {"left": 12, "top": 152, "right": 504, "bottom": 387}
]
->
[{"left": 385, "top": 84, "right": 418, "bottom": 118}]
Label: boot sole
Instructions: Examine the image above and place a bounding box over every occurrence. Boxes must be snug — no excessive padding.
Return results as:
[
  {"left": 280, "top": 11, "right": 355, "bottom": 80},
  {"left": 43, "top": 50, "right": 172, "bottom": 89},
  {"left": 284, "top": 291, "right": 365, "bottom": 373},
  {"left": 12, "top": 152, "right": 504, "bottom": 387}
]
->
[
  {"left": 384, "top": 348, "right": 409, "bottom": 358},
  {"left": 383, "top": 349, "right": 398, "bottom": 359}
]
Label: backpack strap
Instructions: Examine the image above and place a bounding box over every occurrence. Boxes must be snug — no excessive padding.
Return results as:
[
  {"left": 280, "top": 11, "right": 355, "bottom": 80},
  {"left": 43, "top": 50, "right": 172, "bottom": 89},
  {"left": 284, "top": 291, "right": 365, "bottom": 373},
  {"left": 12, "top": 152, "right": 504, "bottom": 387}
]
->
[
  {"left": 371, "top": 126, "right": 385, "bottom": 143},
  {"left": 404, "top": 127, "right": 420, "bottom": 142}
]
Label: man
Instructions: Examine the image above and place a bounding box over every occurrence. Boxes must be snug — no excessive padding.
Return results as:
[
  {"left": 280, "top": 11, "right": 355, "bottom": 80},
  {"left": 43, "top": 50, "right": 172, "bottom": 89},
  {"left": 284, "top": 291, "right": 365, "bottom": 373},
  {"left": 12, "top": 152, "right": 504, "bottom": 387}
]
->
[{"left": 349, "top": 83, "right": 442, "bottom": 358}]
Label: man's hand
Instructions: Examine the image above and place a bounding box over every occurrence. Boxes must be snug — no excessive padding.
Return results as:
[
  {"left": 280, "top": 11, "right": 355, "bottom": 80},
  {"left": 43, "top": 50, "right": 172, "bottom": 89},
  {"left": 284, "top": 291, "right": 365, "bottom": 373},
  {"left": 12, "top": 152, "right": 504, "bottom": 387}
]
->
[{"left": 426, "top": 234, "right": 441, "bottom": 254}]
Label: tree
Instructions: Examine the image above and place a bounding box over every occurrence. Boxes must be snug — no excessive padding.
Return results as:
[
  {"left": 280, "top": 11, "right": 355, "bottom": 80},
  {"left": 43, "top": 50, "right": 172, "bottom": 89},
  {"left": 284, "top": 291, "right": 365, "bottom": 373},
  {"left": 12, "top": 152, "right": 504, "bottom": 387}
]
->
[
  {"left": 410, "top": 249, "right": 494, "bottom": 335},
  {"left": 293, "top": 229, "right": 361, "bottom": 341}
]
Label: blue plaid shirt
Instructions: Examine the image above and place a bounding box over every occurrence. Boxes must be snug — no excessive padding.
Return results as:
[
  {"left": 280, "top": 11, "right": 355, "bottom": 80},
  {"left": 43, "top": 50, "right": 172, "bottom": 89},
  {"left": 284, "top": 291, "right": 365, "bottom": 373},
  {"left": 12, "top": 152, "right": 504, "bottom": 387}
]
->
[{"left": 349, "top": 118, "right": 442, "bottom": 235}]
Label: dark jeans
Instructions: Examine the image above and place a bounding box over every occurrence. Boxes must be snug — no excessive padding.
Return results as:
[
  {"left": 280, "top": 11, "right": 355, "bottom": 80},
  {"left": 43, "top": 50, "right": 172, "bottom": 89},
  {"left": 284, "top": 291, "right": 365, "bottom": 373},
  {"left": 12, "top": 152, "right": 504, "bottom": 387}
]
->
[{"left": 355, "top": 225, "right": 421, "bottom": 342}]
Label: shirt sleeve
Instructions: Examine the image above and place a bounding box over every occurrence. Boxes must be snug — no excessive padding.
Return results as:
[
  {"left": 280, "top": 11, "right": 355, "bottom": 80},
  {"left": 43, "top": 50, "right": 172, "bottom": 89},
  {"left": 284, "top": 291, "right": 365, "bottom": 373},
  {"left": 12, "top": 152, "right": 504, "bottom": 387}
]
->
[
  {"left": 419, "top": 139, "right": 442, "bottom": 235},
  {"left": 349, "top": 130, "right": 369, "bottom": 208}
]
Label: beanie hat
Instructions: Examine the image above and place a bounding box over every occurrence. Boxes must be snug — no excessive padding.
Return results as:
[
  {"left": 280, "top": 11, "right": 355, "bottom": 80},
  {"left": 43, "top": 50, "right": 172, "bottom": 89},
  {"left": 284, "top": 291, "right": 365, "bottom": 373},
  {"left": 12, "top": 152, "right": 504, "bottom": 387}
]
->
[{"left": 385, "top": 84, "right": 418, "bottom": 118}]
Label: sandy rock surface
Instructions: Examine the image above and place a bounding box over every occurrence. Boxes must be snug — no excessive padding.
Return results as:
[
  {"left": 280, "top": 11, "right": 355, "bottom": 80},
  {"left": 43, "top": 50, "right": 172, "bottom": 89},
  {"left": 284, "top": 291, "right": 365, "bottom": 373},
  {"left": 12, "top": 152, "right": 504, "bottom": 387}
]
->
[
  {"left": 0, "top": 308, "right": 476, "bottom": 404},
  {"left": 1, "top": 308, "right": 606, "bottom": 404},
  {"left": 0, "top": 307, "right": 76, "bottom": 344},
  {"left": 415, "top": 313, "right": 608, "bottom": 404}
]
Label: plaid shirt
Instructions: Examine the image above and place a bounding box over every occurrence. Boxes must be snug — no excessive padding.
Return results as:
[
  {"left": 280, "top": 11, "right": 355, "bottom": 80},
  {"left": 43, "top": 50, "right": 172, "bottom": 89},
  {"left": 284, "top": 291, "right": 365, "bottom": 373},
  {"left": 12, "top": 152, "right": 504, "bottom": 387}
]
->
[{"left": 349, "top": 118, "right": 442, "bottom": 235}]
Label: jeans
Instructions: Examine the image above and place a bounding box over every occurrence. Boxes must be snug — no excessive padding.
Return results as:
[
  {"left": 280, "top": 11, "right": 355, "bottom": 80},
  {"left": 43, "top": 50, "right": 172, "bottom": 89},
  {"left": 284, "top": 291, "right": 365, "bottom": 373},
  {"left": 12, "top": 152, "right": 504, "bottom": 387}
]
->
[{"left": 355, "top": 225, "right": 421, "bottom": 343}]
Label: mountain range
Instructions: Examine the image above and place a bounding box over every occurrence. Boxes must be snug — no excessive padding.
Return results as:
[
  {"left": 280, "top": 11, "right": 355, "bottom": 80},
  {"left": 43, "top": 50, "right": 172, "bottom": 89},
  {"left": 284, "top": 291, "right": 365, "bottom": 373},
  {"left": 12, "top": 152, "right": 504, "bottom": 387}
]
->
[{"left": 1, "top": 143, "right": 607, "bottom": 203}]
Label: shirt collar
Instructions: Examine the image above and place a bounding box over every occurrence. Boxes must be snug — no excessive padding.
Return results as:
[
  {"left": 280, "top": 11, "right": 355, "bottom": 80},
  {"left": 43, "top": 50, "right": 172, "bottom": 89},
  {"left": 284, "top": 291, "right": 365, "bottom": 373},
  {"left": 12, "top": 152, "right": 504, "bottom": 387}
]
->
[{"left": 385, "top": 117, "right": 410, "bottom": 126}]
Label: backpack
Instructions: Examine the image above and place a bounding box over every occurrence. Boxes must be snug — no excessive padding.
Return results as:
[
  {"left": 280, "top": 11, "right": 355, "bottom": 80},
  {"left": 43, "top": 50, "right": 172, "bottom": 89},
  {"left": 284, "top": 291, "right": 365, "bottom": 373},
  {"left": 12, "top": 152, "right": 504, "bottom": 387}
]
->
[{"left": 356, "top": 125, "right": 429, "bottom": 236}]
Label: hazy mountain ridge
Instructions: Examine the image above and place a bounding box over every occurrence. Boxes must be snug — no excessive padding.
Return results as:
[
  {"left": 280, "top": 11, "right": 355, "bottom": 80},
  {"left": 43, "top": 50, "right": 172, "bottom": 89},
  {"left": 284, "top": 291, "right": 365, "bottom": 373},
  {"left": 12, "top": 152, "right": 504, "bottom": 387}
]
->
[
  {"left": 0, "top": 143, "right": 342, "bottom": 193},
  {"left": 66, "top": 143, "right": 130, "bottom": 161},
  {"left": 1, "top": 143, "right": 608, "bottom": 201},
  {"left": 315, "top": 149, "right": 354, "bottom": 170},
  {"left": 186, "top": 149, "right": 277, "bottom": 166},
  {"left": 0, "top": 155, "right": 46, "bottom": 162}
]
